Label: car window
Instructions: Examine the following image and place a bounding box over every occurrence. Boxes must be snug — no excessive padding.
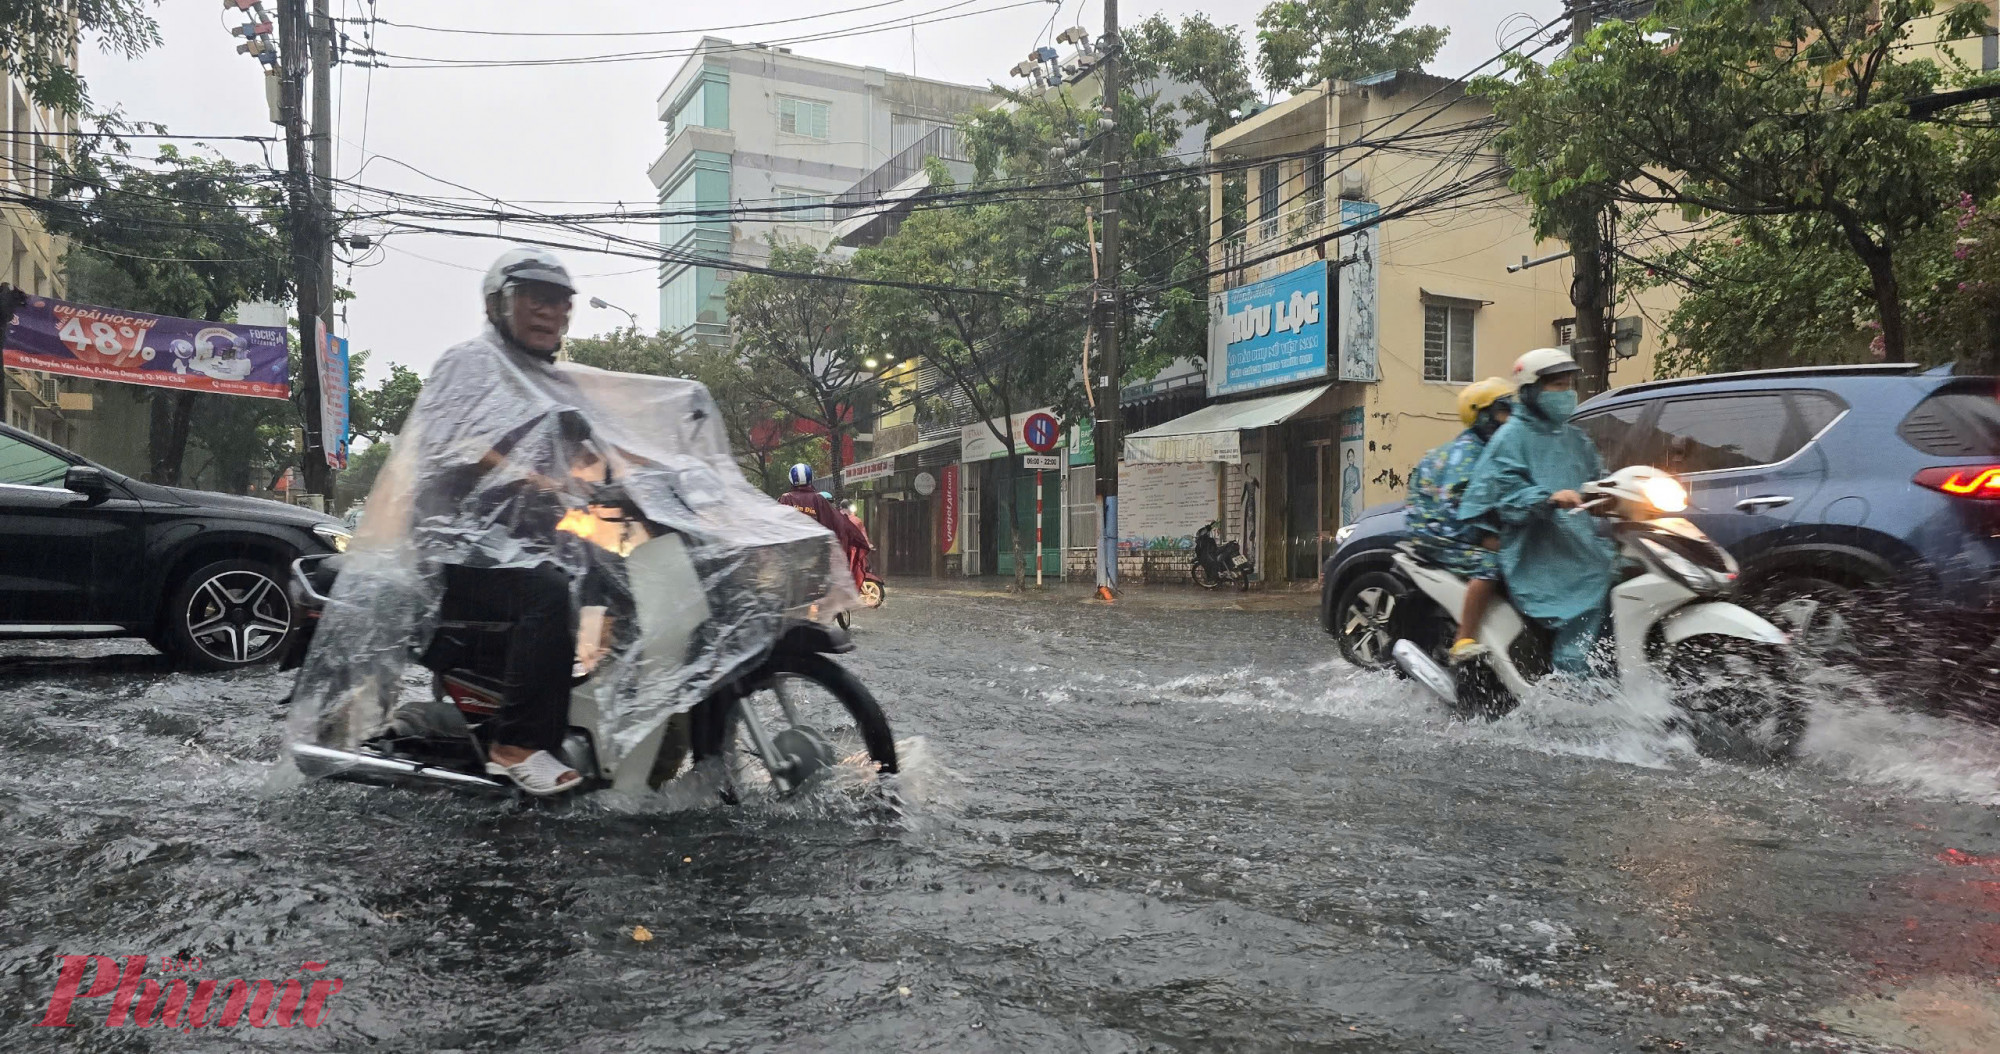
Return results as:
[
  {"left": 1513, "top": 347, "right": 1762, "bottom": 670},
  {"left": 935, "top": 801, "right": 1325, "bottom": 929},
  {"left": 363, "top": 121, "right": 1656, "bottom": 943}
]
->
[
  {"left": 1791, "top": 390, "right": 1847, "bottom": 438},
  {"left": 1649, "top": 394, "right": 1799, "bottom": 474},
  {"left": 1898, "top": 381, "right": 2000, "bottom": 456},
  {"left": 0, "top": 433, "right": 70, "bottom": 488},
  {"left": 1574, "top": 401, "right": 1651, "bottom": 469}
]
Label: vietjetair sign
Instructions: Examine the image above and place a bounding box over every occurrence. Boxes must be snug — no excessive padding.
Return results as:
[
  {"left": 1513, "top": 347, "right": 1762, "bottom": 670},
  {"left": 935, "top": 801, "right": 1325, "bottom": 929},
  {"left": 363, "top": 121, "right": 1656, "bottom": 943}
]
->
[{"left": 1207, "top": 260, "right": 1328, "bottom": 397}]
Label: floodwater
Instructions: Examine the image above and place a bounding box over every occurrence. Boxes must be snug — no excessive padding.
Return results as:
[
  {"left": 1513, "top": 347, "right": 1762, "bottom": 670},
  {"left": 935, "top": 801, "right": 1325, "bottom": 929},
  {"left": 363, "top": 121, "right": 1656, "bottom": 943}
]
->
[{"left": 2, "top": 585, "right": 1998, "bottom": 1052}]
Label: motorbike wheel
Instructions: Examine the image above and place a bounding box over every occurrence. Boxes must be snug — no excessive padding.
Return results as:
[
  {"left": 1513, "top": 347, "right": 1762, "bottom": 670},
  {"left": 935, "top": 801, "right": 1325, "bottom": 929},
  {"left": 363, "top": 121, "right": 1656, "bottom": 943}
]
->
[
  {"left": 860, "top": 579, "right": 885, "bottom": 608},
  {"left": 1192, "top": 561, "right": 1222, "bottom": 590},
  {"left": 697, "top": 651, "right": 899, "bottom": 798},
  {"left": 1665, "top": 637, "right": 1809, "bottom": 762}
]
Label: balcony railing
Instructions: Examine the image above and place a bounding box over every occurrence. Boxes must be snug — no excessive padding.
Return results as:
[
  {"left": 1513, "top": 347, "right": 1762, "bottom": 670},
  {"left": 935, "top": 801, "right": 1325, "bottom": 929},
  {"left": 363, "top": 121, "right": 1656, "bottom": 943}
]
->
[{"left": 835, "top": 126, "right": 967, "bottom": 209}]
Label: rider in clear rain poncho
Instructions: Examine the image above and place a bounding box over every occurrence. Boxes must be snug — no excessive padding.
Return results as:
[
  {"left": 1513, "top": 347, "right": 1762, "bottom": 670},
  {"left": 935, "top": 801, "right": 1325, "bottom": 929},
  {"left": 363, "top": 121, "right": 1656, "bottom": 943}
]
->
[
  {"left": 285, "top": 247, "right": 857, "bottom": 794},
  {"left": 1457, "top": 348, "right": 1619, "bottom": 675}
]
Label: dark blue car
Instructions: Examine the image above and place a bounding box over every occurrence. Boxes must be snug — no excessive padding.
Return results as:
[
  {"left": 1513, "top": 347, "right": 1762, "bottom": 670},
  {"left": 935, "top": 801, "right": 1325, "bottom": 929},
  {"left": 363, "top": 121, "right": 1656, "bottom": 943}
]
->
[{"left": 1321, "top": 364, "right": 2000, "bottom": 684}]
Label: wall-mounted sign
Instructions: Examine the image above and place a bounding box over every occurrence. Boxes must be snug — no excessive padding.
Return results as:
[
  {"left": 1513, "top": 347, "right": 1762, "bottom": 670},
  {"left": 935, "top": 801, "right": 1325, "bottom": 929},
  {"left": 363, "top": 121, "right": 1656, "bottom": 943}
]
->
[
  {"left": 842, "top": 455, "right": 895, "bottom": 484},
  {"left": 1207, "top": 261, "right": 1328, "bottom": 397},
  {"left": 913, "top": 471, "right": 936, "bottom": 496}
]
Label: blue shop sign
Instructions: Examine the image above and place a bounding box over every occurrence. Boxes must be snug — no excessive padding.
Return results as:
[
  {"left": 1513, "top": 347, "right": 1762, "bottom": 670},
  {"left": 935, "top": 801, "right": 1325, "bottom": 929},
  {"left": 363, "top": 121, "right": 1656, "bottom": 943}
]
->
[{"left": 1208, "top": 260, "right": 1329, "bottom": 396}]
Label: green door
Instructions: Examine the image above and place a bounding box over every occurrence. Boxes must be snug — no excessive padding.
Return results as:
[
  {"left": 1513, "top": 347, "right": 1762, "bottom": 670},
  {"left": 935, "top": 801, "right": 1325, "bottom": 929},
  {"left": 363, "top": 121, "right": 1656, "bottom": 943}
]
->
[{"left": 994, "top": 469, "right": 1062, "bottom": 576}]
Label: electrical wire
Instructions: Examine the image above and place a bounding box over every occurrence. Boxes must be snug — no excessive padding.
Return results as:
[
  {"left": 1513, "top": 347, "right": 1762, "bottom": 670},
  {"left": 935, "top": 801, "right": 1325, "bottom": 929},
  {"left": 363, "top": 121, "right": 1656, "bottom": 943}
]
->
[{"left": 342, "top": 0, "right": 956, "bottom": 39}]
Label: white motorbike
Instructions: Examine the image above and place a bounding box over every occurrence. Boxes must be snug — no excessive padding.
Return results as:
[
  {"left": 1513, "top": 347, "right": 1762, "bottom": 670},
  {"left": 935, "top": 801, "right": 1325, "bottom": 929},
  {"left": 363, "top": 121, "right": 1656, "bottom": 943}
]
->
[{"left": 1389, "top": 466, "right": 1807, "bottom": 757}]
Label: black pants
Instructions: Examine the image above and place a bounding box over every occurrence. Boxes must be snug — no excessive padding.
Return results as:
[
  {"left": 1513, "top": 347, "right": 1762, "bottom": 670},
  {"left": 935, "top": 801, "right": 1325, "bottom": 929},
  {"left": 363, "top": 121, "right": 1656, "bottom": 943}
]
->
[{"left": 438, "top": 564, "right": 575, "bottom": 753}]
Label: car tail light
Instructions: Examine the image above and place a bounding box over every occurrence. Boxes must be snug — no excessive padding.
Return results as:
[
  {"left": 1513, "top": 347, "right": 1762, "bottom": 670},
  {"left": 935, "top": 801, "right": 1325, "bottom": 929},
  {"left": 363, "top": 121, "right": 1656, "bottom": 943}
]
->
[{"left": 1914, "top": 465, "right": 2000, "bottom": 498}]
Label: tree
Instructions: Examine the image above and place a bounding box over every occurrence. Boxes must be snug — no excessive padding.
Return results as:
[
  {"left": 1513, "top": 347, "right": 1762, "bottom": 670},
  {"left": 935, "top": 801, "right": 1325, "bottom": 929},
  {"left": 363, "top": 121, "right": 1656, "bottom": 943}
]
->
[
  {"left": 1481, "top": 0, "right": 2000, "bottom": 364},
  {"left": 0, "top": 2, "right": 161, "bottom": 113},
  {"left": 1254, "top": 0, "right": 1449, "bottom": 96},
  {"left": 333, "top": 439, "right": 392, "bottom": 513},
  {"left": 36, "top": 126, "right": 292, "bottom": 485},
  {"left": 1127, "top": 13, "right": 1258, "bottom": 141},
  {"left": 563, "top": 327, "right": 814, "bottom": 494},
  {"left": 724, "top": 243, "right": 886, "bottom": 500},
  {"left": 348, "top": 351, "right": 422, "bottom": 442}
]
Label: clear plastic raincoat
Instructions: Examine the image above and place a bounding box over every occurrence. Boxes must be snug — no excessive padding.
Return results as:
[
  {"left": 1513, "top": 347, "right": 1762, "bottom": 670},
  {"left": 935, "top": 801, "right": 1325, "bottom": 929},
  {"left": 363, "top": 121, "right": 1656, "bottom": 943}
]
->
[{"left": 285, "top": 326, "right": 856, "bottom": 766}]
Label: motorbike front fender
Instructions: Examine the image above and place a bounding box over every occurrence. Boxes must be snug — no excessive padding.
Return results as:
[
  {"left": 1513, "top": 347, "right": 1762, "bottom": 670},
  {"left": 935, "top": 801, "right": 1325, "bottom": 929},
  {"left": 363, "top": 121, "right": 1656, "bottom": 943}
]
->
[{"left": 1660, "top": 600, "right": 1787, "bottom": 646}]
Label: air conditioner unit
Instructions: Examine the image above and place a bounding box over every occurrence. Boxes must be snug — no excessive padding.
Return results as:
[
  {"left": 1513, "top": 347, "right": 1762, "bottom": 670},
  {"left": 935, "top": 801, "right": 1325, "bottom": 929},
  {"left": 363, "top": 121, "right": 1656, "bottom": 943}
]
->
[
  {"left": 39, "top": 377, "right": 57, "bottom": 405},
  {"left": 1338, "top": 167, "right": 1368, "bottom": 200}
]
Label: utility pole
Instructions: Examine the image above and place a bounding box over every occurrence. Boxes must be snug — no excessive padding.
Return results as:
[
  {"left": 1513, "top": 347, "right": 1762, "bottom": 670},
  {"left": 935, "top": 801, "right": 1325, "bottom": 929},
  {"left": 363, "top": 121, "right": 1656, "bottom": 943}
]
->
[
  {"left": 311, "top": 0, "right": 339, "bottom": 481},
  {"left": 1566, "top": 0, "right": 1612, "bottom": 396},
  {"left": 277, "top": 0, "right": 328, "bottom": 497},
  {"left": 1092, "top": 0, "right": 1122, "bottom": 600}
]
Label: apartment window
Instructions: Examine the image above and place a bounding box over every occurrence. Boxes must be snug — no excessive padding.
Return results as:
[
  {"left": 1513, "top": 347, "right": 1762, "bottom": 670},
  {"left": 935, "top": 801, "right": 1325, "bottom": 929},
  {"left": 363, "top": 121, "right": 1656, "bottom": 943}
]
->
[
  {"left": 778, "top": 96, "right": 831, "bottom": 140},
  {"left": 1423, "top": 302, "right": 1476, "bottom": 383},
  {"left": 776, "top": 188, "right": 828, "bottom": 224},
  {"left": 1258, "top": 163, "right": 1279, "bottom": 237}
]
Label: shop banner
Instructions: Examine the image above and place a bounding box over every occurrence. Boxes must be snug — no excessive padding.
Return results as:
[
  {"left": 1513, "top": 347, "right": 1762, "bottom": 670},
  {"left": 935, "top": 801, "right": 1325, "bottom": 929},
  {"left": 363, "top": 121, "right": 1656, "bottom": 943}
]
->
[
  {"left": 2, "top": 295, "right": 290, "bottom": 400},
  {"left": 961, "top": 406, "right": 1060, "bottom": 462},
  {"left": 939, "top": 463, "right": 960, "bottom": 554},
  {"left": 318, "top": 323, "right": 350, "bottom": 470},
  {"left": 1116, "top": 461, "right": 1213, "bottom": 552},
  {"left": 841, "top": 455, "right": 895, "bottom": 484},
  {"left": 1338, "top": 407, "right": 1365, "bottom": 526},
  {"left": 1337, "top": 201, "right": 1381, "bottom": 382},
  {"left": 1208, "top": 260, "right": 1328, "bottom": 397}
]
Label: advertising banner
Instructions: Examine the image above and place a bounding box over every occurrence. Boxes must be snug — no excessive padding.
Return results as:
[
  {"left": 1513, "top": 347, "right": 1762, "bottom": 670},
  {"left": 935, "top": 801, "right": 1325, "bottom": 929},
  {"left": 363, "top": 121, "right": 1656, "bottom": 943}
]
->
[
  {"left": 841, "top": 455, "right": 895, "bottom": 484},
  {"left": 960, "top": 406, "right": 1060, "bottom": 462},
  {"left": 1207, "top": 260, "right": 1328, "bottom": 397},
  {"left": 1338, "top": 407, "right": 1366, "bottom": 527},
  {"left": 1337, "top": 201, "right": 1381, "bottom": 383},
  {"left": 2, "top": 295, "right": 290, "bottom": 400},
  {"left": 318, "top": 323, "right": 350, "bottom": 470},
  {"left": 939, "top": 463, "right": 960, "bottom": 554},
  {"left": 1116, "top": 461, "right": 1213, "bottom": 552}
]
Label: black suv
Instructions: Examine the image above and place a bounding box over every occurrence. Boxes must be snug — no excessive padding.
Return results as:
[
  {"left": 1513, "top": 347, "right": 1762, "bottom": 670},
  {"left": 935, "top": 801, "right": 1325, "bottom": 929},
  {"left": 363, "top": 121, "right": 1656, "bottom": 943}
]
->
[{"left": 0, "top": 422, "right": 351, "bottom": 669}]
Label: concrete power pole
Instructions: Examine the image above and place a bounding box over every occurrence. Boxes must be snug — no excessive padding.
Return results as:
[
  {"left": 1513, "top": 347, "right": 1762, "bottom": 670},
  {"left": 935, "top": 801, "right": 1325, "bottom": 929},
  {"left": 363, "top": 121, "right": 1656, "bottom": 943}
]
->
[
  {"left": 278, "top": 0, "right": 328, "bottom": 497},
  {"left": 311, "top": 0, "right": 338, "bottom": 486},
  {"left": 1567, "top": 0, "right": 1612, "bottom": 397},
  {"left": 1092, "top": 0, "right": 1122, "bottom": 599}
]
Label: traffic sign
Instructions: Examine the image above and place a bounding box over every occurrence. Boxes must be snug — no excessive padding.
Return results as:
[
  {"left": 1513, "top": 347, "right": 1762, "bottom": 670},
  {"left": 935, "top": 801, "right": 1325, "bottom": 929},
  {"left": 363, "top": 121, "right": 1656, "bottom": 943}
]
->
[
  {"left": 1023, "top": 411, "right": 1059, "bottom": 453},
  {"left": 1023, "top": 453, "right": 1061, "bottom": 470}
]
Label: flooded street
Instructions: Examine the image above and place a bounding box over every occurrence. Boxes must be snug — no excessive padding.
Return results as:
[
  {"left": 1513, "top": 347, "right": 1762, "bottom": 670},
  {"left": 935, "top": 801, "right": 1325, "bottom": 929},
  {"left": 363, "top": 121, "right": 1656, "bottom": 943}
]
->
[{"left": 4, "top": 585, "right": 2000, "bottom": 1052}]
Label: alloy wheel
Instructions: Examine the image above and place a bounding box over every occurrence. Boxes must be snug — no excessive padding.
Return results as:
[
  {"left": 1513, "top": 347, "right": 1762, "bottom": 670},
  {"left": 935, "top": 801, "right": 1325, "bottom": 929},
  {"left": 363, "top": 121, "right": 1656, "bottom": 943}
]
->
[
  {"left": 1341, "top": 586, "right": 1398, "bottom": 666},
  {"left": 184, "top": 569, "right": 292, "bottom": 666}
]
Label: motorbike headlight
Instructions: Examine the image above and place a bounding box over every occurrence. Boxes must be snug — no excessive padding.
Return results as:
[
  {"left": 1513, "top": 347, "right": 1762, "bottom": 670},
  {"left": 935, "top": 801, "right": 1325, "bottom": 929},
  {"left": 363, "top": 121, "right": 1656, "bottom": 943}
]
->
[
  {"left": 313, "top": 524, "right": 352, "bottom": 553},
  {"left": 1335, "top": 523, "right": 1358, "bottom": 546},
  {"left": 1641, "top": 475, "right": 1688, "bottom": 513},
  {"left": 1638, "top": 536, "right": 1723, "bottom": 593}
]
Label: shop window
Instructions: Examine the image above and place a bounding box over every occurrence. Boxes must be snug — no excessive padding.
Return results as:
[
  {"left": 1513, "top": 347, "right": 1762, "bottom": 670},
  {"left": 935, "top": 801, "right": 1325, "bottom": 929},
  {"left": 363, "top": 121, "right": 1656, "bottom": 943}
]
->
[{"left": 1423, "top": 302, "right": 1475, "bottom": 383}]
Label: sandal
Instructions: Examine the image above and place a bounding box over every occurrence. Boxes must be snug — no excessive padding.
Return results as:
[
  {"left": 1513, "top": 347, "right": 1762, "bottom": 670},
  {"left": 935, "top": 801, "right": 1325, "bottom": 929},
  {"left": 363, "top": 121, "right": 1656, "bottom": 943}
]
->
[{"left": 485, "top": 750, "right": 584, "bottom": 796}]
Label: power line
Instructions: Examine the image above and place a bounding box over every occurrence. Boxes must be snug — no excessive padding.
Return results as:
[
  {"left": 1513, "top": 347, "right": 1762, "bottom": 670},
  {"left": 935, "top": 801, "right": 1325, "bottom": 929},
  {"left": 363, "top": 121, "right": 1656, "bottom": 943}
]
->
[{"left": 341, "top": 0, "right": 950, "bottom": 38}]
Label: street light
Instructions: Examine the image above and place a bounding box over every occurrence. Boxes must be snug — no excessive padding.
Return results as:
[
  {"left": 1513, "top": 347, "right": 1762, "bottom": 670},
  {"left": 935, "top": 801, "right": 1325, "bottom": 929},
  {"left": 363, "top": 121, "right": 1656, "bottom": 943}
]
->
[{"left": 588, "top": 296, "right": 639, "bottom": 329}]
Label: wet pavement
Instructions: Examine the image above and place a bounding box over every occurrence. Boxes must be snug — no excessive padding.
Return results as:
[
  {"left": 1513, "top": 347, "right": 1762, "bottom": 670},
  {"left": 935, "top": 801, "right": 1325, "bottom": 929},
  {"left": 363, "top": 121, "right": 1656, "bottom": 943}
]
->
[{"left": 3, "top": 586, "right": 2000, "bottom": 1052}]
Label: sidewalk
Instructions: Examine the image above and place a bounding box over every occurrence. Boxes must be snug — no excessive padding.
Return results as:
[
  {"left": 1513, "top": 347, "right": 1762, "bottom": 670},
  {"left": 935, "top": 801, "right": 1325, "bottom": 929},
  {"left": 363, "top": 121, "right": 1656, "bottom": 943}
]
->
[{"left": 883, "top": 576, "right": 1321, "bottom": 613}]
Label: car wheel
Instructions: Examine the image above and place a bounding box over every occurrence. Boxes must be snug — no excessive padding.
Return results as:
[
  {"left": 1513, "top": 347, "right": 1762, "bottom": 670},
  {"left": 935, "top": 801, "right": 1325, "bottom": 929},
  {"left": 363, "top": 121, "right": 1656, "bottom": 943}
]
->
[
  {"left": 1333, "top": 571, "right": 1412, "bottom": 670},
  {"left": 164, "top": 559, "right": 296, "bottom": 671}
]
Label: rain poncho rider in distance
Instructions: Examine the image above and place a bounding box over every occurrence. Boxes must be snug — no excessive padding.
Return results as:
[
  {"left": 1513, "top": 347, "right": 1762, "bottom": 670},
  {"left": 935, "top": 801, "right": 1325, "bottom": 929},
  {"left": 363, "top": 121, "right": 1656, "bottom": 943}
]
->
[{"left": 1456, "top": 348, "right": 1619, "bottom": 675}]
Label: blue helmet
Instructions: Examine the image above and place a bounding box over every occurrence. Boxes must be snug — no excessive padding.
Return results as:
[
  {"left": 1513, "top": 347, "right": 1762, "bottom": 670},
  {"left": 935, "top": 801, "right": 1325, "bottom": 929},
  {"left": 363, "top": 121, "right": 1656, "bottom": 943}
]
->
[{"left": 789, "top": 463, "right": 814, "bottom": 487}]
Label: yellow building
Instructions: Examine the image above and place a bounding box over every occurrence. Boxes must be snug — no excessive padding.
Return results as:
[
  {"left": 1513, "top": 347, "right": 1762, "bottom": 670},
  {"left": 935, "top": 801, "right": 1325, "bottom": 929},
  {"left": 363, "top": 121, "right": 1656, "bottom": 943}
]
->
[
  {"left": 0, "top": 70, "right": 73, "bottom": 444},
  {"left": 1119, "top": 70, "right": 1672, "bottom": 585}
]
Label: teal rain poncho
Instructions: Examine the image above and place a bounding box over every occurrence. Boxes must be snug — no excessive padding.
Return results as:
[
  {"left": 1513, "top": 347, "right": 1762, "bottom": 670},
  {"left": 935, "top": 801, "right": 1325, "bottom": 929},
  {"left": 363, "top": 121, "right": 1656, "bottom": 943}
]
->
[{"left": 1456, "top": 408, "right": 1617, "bottom": 621}]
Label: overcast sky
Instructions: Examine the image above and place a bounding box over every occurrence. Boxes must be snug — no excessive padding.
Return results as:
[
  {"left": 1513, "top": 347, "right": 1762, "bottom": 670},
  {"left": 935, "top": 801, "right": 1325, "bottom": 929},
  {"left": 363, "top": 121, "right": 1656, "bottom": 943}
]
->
[{"left": 78, "top": 0, "right": 1560, "bottom": 381}]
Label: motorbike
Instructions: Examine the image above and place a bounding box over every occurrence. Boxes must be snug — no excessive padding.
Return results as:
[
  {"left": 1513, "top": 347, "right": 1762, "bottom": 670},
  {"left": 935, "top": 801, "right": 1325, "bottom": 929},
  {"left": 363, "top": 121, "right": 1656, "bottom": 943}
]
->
[
  {"left": 1387, "top": 465, "right": 1807, "bottom": 758},
  {"left": 282, "top": 483, "right": 899, "bottom": 800},
  {"left": 1191, "top": 520, "right": 1254, "bottom": 589}
]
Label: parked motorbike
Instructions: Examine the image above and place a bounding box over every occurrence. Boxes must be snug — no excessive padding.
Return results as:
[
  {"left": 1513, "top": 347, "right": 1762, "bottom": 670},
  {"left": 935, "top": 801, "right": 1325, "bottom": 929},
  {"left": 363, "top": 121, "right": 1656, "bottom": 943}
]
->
[
  {"left": 1191, "top": 521, "right": 1254, "bottom": 590},
  {"left": 282, "top": 485, "right": 898, "bottom": 800},
  {"left": 1388, "top": 466, "right": 1807, "bottom": 758}
]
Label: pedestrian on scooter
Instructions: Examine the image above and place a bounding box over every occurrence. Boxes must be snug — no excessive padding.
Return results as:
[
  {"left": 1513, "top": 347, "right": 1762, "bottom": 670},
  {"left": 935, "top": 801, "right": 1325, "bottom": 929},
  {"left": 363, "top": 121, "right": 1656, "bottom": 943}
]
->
[
  {"left": 1457, "top": 348, "right": 1619, "bottom": 675},
  {"left": 1407, "top": 377, "right": 1513, "bottom": 664}
]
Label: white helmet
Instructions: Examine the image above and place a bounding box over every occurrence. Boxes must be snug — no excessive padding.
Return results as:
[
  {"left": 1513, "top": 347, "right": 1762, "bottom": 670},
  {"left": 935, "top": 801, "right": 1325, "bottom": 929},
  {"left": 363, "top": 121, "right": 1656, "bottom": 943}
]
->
[
  {"left": 1510, "top": 347, "right": 1581, "bottom": 390},
  {"left": 481, "top": 246, "right": 576, "bottom": 301}
]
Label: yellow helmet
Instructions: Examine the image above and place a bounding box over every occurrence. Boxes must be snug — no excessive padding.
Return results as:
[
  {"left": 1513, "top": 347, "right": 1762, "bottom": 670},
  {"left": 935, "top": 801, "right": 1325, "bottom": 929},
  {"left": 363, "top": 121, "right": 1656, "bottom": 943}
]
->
[{"left": 1457, "top": 377, "right": 1514, "bottom": 427}]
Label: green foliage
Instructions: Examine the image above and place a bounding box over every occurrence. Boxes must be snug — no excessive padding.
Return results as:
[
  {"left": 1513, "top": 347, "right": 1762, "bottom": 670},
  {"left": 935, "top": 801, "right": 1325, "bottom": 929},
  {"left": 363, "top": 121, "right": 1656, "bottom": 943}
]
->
[
  {"left": 1479, "top": 0, "right": 2000, "bottom": 366},
  {"left": 1254, "top": 0, "right": 1449, "bottom": 96},
  {"left": 0, "top": 1, "right": 161, "bottom": 113},
  {"left": 725, "top": 243, "right": 884, "bottom": 497},
  {"left": 333, "top": 439, "right": 393, "bottom": 513},
  {"left": 347, "top": 354, "right": 422, "bottom": 442},
  {"left": 1126, "top": 13, "right": 1259, "bottom": 140}
]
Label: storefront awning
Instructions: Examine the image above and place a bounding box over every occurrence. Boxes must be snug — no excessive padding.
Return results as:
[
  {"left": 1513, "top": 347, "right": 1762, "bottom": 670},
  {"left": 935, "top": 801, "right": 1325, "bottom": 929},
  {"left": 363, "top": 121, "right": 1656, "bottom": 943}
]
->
[
  {"left": 1122, "top": 384, "right": 1330, "bottom": 464},
  {"left": 841, "top": 434, "right": 959, "bottom": 483}
]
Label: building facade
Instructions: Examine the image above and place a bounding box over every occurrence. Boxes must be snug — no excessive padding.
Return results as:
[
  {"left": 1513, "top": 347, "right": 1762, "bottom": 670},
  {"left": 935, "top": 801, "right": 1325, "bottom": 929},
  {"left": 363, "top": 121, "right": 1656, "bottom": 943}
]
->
[
  {"left": 0, "top": 71, "right": 73, "bottom": 445},
  {"left": 650, "top": 39, "right": 992, "bottom": 346},
  {"left": 1105, "top": 70, "right": 1675, "bottom": 586}
]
